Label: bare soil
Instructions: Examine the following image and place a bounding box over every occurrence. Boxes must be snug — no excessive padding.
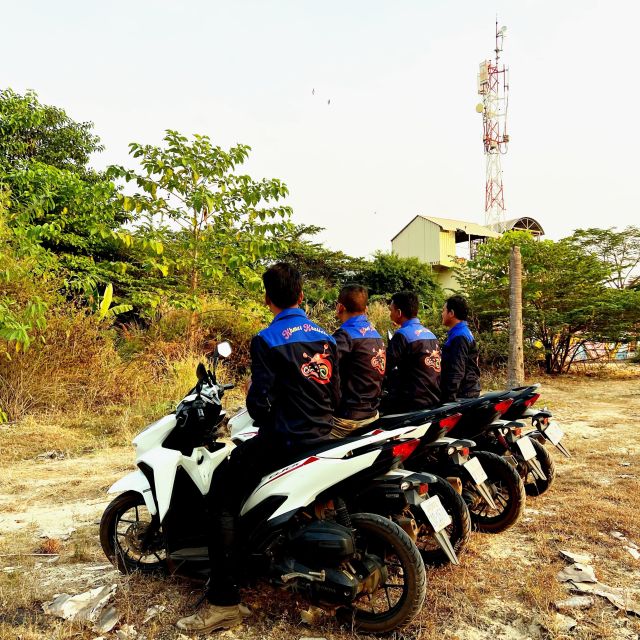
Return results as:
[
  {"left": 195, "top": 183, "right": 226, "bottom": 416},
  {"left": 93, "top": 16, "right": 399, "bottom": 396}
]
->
[{"left": 1, "top": 373, "right": 639, "bottom": 640}]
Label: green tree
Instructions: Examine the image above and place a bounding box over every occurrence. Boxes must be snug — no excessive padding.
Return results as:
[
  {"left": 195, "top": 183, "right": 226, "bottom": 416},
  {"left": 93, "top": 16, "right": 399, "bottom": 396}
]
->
[
  {"left": 459, "top": 231, "right": 640, "bottom": 373},
  {"left": 567, "top": 226, "right": 640, "bottom": 289},
  {"left": 0, "top": 89, "right": 138, "bottom": 301},
  {"left": 357, "top": 252, "right": 440, "bottom": 302},
  {"left": 275, "top": 224, "right": 365, "bottom": 304},
  {"left": 0, "top": 88, "right": 102, "bottom": 177},
  {"left": 108, "top": 130, "right": 293, "bottom": 341}
]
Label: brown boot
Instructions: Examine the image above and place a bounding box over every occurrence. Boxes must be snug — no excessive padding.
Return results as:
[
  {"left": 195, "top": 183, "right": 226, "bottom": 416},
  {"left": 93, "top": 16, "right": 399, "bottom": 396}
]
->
[{"left": 176, "top": 603, "right": 244, "bottom": 633}]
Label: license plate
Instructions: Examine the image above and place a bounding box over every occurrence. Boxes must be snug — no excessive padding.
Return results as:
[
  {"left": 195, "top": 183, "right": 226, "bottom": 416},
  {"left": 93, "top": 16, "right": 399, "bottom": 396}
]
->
[
  {"left": 464, "top": 456, "right": 488, "bottom": 484},
  {"left": 420, "top": 495, "right": 452, "bottom": 533},
  {"left": 544, "top": 421, "right": 564, "bottom": 446},
  {"left": 516, "top": 436, "right": 537, "bottom": 461}
]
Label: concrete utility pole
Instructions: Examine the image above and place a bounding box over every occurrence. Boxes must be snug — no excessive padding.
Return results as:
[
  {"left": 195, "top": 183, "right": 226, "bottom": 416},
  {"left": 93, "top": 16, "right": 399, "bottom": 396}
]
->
[{"left": 508, "top": 245, "right": 524, "bottom": 387}]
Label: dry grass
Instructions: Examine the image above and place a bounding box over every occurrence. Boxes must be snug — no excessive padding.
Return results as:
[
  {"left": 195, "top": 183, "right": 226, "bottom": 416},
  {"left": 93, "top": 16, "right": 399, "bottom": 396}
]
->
[{"left": 0, "top": 372, "right": 639, "bottom": 639}]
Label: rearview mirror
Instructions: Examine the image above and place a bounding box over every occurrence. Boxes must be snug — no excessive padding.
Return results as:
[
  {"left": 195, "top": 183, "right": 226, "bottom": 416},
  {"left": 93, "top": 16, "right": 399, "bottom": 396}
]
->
[
  {"left": 196, "top": 362, "right": 208, "bottom": 381},
  {"left": 216, "top": 341, "right": 232, "bottom": 359}
]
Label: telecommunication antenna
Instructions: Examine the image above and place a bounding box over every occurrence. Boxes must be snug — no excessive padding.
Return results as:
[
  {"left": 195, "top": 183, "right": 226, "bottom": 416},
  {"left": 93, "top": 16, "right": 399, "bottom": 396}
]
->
[{"left": 476, "top": 20, "right": 509, "bottom": 229}]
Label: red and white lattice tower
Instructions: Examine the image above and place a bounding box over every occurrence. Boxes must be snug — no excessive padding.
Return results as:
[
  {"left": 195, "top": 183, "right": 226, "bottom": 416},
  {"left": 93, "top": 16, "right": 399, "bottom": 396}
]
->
[{"left": 477, "top": 21, "right": 509, "bottom": 229}]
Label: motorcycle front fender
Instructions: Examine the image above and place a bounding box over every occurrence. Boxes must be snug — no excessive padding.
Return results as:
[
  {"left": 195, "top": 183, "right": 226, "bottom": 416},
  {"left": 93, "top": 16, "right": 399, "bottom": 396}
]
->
[{"left": 108, "top": 470, "right": 157, "bottom": 517}]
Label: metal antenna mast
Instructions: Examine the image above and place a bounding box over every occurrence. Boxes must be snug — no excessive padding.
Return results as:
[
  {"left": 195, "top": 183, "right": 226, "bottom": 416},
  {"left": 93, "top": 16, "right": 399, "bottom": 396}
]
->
[{"left": 477, "top": 20, "right": 509, "bottom": 229}]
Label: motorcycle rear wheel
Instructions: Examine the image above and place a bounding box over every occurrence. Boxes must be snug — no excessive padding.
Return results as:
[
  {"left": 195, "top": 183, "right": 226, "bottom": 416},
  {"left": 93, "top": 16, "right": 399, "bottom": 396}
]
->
[
  {"left": 100, "top": 491, "right": 167, "bottom": 574},
  {"left": 523, "top": 439, "right": 556, "bottom": 496},
  {"left": 464, "top": 451, "right": 526, "bottom": 534},
  {"left": 338, "top": 513, "right": 426, "bottom": 633},
  {"left": 411, "top": 475, "right": 471, "bottom": 567}
]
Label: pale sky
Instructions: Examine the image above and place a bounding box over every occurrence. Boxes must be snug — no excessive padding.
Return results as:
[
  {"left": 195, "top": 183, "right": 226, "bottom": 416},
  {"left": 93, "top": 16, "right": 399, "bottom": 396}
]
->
[{"left": 2, "top": 1, "right": 639, "bottom": 257}]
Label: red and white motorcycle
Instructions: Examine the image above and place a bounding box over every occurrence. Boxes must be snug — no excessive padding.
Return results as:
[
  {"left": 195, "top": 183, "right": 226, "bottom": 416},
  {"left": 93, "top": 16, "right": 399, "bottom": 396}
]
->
[{"left": 100, "top": 343, "right": 454, "bottom": 633}]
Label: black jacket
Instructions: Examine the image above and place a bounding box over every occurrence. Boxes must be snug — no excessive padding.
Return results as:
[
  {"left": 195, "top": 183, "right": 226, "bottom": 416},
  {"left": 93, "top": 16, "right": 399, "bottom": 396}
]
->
[
  {"left": 384, "top": 318, "right": 441, "bottom": 412},
  {"left": 333, "top": 315, "right": 385, "bottom": 420},
  {"left": 440, "top": 321, "right": 481, "bottom": 403},
  {"left": 246, "top": 308, "right": 340, "bottom": 445}
]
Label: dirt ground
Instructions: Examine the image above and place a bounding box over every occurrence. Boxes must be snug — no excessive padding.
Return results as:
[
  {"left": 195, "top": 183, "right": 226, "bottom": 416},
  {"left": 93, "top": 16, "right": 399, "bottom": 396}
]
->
[{"left": 1, "top": 373, "right": 639, "bottom": 640}]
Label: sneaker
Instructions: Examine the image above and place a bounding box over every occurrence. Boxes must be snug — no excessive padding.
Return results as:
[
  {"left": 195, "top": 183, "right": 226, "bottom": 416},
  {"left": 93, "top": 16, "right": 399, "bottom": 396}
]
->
[{"left": 176, "top": 603, "right": 244, "bottom": 633}]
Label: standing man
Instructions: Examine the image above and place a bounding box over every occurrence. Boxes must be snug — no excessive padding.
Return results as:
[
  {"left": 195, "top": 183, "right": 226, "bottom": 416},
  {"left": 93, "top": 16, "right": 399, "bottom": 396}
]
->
[
  {"left": 383, "top": 291, "right": 441, "bottom": 414},
  {"left": 177, "top": 263, "right": 339, "bottom": 634},
  {"left": 331, "top": 284, "right": 385, "bottom": 438},
  {"left": 440, "top": 295, "right": 481, "bottom": 403}
]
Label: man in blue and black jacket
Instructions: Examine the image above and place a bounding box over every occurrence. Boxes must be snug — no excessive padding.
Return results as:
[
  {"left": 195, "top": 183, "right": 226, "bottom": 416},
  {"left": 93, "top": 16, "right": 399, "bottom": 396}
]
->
[
  {"left": 382, "top": 291, "right": 441, "bottom": 414},
  {"left": 331, "top": 284, "right": 385, "bottom": 437},
  {"left": 440, "top": 295, "right": 481, "bottom": 403},
  {"left": 178, "top": 263, "right": 339, "bottom": 634}
]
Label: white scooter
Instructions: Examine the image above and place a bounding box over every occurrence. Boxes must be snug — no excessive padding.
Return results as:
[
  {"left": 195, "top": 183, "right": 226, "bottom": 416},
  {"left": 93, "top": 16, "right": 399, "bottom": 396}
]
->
[{"left": 100, "top": 342, "right": 453, "bottom": 633}]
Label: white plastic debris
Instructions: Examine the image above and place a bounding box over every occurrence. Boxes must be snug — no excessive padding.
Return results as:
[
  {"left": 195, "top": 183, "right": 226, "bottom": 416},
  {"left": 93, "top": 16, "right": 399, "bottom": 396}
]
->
[
  {"left": 559, "top": 550, "right": 593, "bottom": 564},
  {"left": 35, "top": 450, "right": 66, "bottom": 460},
  {"left": 142, "top": 605, "right": 166, "bottom": 624},
  {"left": 555, "top": 595, "right": 594, "bottom": 610},
  {"left": 42, "top": 584, "right": 117, "bottom": 623},
  {"left": 569, "top": 581, "right": 640, "bottom": 616},
  {"left": 115, "top": 624, "right": 138, "bottom": 640},
  {"left": 624, "top": 546, "right": 640, "bottom": 560},
  {"left": 554, "top": 613, "right": 577, "bottom": 633},
  {"left": 557, "top": 563, "right": 597, "bottom": 583},
  {"left": 93, "top": 606, "right": 120, "bottom": 634}
]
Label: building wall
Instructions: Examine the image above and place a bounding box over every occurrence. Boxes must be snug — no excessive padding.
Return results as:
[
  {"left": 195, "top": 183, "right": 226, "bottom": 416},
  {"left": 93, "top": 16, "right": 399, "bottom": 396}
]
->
[
  {"left": 438, "top": 230, "right": 456, "bottom": 268},
  {"left": 392, "top": 217, "right": 442, "bottom": 264},
  {"left": 433, "top": 267, "right": 461, "bottom": 292}
]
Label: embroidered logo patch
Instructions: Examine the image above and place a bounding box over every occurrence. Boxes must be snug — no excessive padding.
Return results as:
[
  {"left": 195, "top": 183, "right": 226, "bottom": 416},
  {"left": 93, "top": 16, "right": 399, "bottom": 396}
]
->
[
  {"left": 371, "top": 347, "right": 386, "bottom": 375},
  {"left": 301, "top": 343, "right": 333, "bottom": 384},
  {"left": 424, "top": 349, "right": 441, "bottom": 372}
]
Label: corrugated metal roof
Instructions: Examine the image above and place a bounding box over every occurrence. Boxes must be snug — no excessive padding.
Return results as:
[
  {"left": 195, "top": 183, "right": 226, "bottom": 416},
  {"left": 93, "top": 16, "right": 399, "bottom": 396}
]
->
[
  {"left": 391, "top": 215, "right": 501, "bottom": 241},
  {"left": 488, "top": 217, "right": 545, "bottom": 235}
]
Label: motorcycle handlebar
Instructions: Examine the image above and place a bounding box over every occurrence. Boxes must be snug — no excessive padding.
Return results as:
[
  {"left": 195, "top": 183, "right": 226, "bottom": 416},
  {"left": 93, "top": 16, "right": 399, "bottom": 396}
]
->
[{"left": 221, "top": 383, "right": 235, "bottom": 390}]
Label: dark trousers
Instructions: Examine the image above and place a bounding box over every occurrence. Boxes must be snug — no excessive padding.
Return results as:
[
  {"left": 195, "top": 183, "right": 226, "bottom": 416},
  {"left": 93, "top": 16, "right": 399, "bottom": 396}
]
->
[{"left": 206, "top": 433, "right": 308, "bottom": 605}]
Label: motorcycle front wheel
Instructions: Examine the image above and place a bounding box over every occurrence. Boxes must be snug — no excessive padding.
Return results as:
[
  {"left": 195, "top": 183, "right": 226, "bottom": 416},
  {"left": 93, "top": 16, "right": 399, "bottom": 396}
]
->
[
  {"left": 100, "top": 491, "right": 167, "bottom": 574},
  {"left": 338, "top": 513, "right": 426, "bottom": 633}
]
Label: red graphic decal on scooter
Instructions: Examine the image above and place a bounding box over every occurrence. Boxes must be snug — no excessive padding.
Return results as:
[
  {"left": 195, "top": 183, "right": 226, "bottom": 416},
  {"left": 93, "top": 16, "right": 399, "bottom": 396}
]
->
[{"left": 301, "top": 344, "right": 333, "bottom": 384}]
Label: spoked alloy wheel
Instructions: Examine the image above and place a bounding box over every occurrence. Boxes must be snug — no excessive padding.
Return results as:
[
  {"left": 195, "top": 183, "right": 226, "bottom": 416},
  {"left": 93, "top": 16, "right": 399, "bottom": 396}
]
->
[
  {"left": 463, "top": 451, "right": 526, "bottom": 534},
  {"left": 100, "top": 491, "right": 167, "bottom": 574},
  {"left": 338, "top": 513, "right": 426, "bottom": 633},
  {"left": 411, "top": 475, "right": 471, "bottom": 567}
]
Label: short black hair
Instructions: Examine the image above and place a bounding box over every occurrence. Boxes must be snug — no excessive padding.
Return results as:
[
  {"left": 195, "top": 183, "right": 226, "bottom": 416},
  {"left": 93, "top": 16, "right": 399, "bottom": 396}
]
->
[
  {"left": 445, "top": 295, "right": 470, "bottom": 321},
  {"left": 262, "top": 262, "right": 303, "bottom": 309},
  {"left": 338, "top": 284, "right": 368, "bottom": 313},
  {"left": 390, "top": 291, "right": 419, "bottom": 318}
]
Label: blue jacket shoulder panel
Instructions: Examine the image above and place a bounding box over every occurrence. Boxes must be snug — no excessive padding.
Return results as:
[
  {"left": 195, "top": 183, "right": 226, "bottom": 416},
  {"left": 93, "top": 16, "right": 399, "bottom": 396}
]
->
[
  {"left": 444, "top": 321, "right": 475, "bottom": 347},
  {"left": 258, "top": 308, "right": 335, "bottom": 348},
  {"left": 340, "top": 315, "right": 382, "bottom": 340},
  {"left": 397, "top": 318, "right": 436, "bottom": 343}
]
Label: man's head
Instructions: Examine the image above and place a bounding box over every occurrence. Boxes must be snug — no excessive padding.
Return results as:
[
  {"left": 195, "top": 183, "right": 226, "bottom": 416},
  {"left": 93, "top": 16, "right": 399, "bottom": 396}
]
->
[
  {"left": 336, "top": 284, "right": 368, "bottom": 322},
  {"left": 262, "top": 262, "right": 303, "bottom": 314},
  {"left": 442, "top": 295, "right": 469, "bottom": 328},
  {"left": 389, "top": 291, "right": 419, "bottom": 326}
]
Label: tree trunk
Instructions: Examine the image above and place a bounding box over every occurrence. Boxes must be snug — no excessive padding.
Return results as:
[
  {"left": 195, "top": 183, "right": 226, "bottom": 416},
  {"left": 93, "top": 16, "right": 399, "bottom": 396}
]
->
[{"left": 507, "top": 246, "right": 524, "bottom": 387}]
